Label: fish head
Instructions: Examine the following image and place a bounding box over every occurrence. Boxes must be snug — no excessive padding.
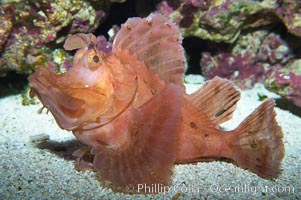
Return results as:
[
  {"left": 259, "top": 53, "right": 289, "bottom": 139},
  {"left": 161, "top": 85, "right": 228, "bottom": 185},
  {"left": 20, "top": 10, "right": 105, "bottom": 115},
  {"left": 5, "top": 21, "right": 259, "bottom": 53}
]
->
[{"left": 28, "top": 35, "right": 117, "bottom": 131}]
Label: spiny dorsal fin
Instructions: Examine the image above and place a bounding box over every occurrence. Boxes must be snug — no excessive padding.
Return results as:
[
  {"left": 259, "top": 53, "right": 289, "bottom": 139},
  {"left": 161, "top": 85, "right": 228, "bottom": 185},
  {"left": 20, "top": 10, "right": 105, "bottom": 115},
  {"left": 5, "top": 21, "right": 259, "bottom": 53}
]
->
[{"left": 113, "top": 13, "right": 185, "bottom": 88}]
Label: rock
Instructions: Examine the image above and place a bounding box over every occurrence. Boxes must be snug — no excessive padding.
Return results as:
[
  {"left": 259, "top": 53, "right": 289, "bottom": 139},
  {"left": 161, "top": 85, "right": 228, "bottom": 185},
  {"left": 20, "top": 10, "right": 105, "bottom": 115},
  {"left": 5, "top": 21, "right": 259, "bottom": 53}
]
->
[
  {"left": 0, "top": 0, "right": 113, "bottom": 77},
  {"left": 265, "top": 60, "right": 301, "bottom": 107}
]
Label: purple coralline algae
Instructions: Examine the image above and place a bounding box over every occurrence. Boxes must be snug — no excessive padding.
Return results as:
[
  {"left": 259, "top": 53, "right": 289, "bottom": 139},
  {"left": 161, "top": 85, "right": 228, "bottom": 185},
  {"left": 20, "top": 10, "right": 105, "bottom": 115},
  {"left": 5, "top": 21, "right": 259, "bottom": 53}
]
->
[
  {"left": 0, "top": 4, "right": 13, "bottom": 52},
  {"left": 0, "top": 0, "right": 112, "bottom": 77},
  {"left": 157, "top": 0, "right": 301, "bottom": 107},
  {"left": 158, "top": 0, "right": 301, "bottom": 43},
  {"left": 265, "top": 60, "right": 301, "bottom": 107},
  {"left": 158, "top": 0, "right": 277, "bottom": 43},
  {"left": 0, "top": 4, "right": 14, "bottom": 75},
  {"left": 201, "top": 30, "right": 293, "bottom": 89},
  {"left": 1, "top": 0, "right": 300, "bottom": 107},
  {"left": 96, "top": 26, "right": 119, "bottom": 53},
  {"left": 275, "top": 0, "right": 301, "bottom": 37}
]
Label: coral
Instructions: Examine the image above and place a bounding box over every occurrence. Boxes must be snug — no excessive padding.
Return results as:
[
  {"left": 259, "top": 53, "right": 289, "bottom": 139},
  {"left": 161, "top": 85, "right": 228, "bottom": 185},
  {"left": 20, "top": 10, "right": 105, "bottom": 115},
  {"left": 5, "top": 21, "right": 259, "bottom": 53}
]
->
[
  {"left": 265, "top": 60, "right": 301, "bottom": 107},
  {"left": 0, "top": 0, "right": 112, "bottom": 77},
  {"left": 163, "top": 0, "right": 301, "bottom": 106},
  {"left": 201, "top": 30, "right": 293, "bottom": 89},
  {"left": 275, "top": 0, "right": 301, "bottom": 37},
  {"left": 0, "top": 4, "right": 14, "bottom": 76},
  {"left": 201, "top": 52, "right": 263, "bottom": 89},
  {"left": 1, "top": 0, "right": 300, "bottom": 108},
  {"left": 157, "top": 0, "right": 301, "bottom": 106},
  {"left": 158, "top": 0, "right": 301, "bottom": 43},
  {"left": 96, "top": 26, "right": 119, "bottom": 53},
  {"left": 0, "top": 4, "right": 13, "bottom": 52},
  {"left": 158, "top": 0, "right": 278, "bottom": 43}
]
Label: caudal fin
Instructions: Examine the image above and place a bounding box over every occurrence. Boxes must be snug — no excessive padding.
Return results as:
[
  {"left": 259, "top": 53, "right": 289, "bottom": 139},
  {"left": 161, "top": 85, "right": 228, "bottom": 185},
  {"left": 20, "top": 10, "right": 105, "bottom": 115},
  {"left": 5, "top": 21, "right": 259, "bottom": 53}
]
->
[{"left": 229, "top": 99, "right": 284, "bottom": 178}]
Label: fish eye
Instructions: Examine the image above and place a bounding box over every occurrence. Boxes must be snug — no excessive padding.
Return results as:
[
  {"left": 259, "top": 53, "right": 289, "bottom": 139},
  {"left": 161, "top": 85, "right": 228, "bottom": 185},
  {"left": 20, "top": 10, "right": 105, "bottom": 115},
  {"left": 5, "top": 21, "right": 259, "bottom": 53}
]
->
[
  {"left": 87, "top": 50, "right": 101, "bottom": 70},
  {"left": 93, "top": 55, "right": 100, "bottom": 63}
]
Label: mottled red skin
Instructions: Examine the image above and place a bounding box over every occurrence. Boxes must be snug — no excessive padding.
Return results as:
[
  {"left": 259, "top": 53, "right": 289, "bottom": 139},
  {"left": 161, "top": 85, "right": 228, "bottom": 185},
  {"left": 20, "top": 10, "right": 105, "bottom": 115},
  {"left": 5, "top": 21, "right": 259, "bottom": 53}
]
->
[{"left": 29, "top": 14, "right": 284, "bottom": 193}]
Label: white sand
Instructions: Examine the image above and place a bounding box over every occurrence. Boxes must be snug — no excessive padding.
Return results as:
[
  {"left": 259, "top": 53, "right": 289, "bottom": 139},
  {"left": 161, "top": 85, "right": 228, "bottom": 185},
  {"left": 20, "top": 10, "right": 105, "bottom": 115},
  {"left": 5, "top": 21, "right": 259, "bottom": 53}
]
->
[{"left": 0, "top": 75, "right": 300, "bottom": 199}]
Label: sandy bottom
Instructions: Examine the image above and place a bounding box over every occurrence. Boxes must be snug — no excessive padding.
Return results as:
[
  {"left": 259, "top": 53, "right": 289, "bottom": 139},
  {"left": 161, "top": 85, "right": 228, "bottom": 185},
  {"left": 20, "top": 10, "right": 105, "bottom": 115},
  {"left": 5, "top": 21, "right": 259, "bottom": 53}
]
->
[{"left": 0, "top": 75, "right": 300, "bottom": 199}]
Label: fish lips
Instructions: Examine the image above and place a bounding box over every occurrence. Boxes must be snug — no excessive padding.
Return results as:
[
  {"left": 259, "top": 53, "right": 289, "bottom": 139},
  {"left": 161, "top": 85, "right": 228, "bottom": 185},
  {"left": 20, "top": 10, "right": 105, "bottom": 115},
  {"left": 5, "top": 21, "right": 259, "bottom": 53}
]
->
[{"left": 28, "top": 67, "right": 86, "bottom": 130}]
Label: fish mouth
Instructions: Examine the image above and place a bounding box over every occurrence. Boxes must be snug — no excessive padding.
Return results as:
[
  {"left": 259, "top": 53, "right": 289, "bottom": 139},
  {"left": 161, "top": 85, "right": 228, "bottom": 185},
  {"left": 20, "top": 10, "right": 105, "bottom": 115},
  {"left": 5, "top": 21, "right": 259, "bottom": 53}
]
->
[{"left": 28, "top": 67, "right": 86, "bottom": 130}]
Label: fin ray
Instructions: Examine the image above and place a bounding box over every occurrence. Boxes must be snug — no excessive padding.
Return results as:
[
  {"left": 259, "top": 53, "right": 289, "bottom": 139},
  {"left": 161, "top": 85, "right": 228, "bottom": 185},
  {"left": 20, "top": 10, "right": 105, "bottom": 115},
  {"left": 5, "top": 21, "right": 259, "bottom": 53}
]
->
[
  {"left": 92, "top": 84, "right": 183, "bottom": 192},
  {"left": 229, "top": 99, "right": 284, "bottom": 178},
  {"left": 187, "top": 76, "right": 241, "bottom": 125},
  {"left": 113, "top": 13, "right": 185, "bottom": 88}
]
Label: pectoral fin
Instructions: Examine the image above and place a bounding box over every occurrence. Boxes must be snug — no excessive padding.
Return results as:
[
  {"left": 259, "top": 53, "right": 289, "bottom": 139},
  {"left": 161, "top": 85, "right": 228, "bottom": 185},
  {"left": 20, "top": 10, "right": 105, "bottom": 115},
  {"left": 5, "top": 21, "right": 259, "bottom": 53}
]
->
[{"left": 91, "top": 84, "right": 183, "bottom": 193}]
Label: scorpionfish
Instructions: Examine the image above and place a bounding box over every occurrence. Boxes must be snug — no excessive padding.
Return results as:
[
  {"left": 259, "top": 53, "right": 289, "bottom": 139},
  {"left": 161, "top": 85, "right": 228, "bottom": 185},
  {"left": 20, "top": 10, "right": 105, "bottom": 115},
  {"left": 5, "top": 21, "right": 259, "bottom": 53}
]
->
[{"left": 28, "top": 13, "right": 284, "bottom": 193}]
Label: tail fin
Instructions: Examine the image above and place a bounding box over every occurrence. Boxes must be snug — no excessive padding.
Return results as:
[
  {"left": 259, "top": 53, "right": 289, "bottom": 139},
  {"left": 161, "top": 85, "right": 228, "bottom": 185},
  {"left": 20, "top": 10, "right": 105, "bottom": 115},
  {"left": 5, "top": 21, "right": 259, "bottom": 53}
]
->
[{"left": 229, "top": 99, "right": 284, "bottom": 178}]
